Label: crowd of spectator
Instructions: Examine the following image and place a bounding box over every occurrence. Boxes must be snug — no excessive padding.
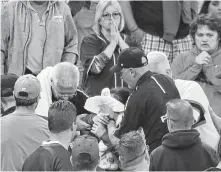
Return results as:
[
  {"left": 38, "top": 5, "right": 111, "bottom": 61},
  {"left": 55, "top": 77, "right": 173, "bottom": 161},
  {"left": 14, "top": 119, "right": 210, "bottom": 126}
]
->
[{"left": 1, "top": 0, "right": 221, "bottom": 171}]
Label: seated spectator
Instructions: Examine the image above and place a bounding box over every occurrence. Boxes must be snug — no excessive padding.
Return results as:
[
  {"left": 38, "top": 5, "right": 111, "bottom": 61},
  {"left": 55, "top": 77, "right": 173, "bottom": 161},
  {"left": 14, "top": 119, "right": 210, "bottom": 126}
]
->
[
  {"left": 35, "top": 62, "right": 90, "bottom": 131},
  {"left": 110, "top": 47, "right": 180, "bottom": 153},
  {"left": 81, "top": 0, "right": 129, "bottom": 96},
  {"left": 171, "top": 13, "right": 221, "bottom": 117},
  {"left": 71, "top": 134, "right": 100, "bottom": 171},
  {"left": 1, "top": 73, "right": 18, "bottom": 116},
  {"left": 150, "top": 99, "right": 219, "bottom": 171},
  {"left": 147, "top": 51, "right": 221, "bottom": 152},
  {"left": 118, "top": 128, "right": 150, "bottom": 171},
  {"left": 22, "top": 100, "right": 77, "bottom": 171},
  {"left": 1, "top": 0, "right": 78, "bottom": 75},
  {"left": 200, "top": 0, "right": 221, "bottom": 14},
  {"left": 1, "top": 74, "right": 49, "bottom": 171}
]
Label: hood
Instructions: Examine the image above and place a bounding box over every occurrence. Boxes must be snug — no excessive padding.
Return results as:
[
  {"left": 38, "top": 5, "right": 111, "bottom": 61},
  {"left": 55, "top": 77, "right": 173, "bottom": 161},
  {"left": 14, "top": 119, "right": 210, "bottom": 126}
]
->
[
  {"left": 190, "top": 46, "right": 221, "bottom": 59},
  {"left": 20, "top": 0, "right": 58, "bottom": 8},
  {"left": 162, "top": 129, "right": 200, "bottom": 148}
]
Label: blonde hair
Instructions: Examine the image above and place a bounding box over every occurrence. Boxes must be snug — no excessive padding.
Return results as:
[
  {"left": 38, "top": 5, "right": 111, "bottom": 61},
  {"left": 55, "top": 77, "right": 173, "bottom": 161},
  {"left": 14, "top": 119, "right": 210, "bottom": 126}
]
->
[{"left": 93, "top": 0, "right": 125, "bottom": 35}]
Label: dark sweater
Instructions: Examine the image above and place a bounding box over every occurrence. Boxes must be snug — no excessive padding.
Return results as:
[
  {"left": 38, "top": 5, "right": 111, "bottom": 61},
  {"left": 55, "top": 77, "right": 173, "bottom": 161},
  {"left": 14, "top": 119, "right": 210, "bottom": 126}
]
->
[{"left": 150, "top": 129, "right": 219, "bottom": 171}]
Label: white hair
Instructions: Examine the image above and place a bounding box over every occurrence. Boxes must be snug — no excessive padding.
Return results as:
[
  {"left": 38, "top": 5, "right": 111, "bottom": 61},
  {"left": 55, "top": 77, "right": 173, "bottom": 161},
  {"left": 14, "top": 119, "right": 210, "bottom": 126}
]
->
[
  {"left": 51, "top": 62, "right": 80, "bottom": 89},
  {"left": 93, "top": 0, "right": 125, "bottom": 35},
  {"left": 147, "top": 51, "right": 168, "bottom": 64}
]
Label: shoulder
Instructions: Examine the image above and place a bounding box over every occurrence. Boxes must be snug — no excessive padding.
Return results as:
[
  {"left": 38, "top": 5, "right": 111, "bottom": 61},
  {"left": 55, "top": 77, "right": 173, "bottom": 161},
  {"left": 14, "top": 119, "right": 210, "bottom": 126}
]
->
[{"left": 82, "top": 33, "right": 100, "bottom": 44}]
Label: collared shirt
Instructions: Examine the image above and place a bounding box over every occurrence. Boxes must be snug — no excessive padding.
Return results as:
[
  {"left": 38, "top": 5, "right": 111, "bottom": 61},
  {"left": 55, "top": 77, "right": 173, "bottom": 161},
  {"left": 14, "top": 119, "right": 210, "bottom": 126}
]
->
[
  {"left": 26, "top": 1, "right": 49, "bottom": 75},
  {"left": 115, "top": 71, "right": 180, "bottom": 153}
]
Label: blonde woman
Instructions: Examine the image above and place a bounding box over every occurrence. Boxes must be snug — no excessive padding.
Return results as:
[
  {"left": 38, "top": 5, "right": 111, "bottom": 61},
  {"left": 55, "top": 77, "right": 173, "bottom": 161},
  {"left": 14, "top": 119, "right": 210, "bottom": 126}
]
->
[{"left": 80, "top": 0, "right": 129, "bottom": 96}]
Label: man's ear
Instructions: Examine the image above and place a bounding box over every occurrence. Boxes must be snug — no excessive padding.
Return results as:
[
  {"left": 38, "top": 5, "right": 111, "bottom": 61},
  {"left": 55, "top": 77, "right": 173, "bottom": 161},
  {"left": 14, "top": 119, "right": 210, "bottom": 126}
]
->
[{"left": 129, "top": 68, "right": 136, "bottom": 77}]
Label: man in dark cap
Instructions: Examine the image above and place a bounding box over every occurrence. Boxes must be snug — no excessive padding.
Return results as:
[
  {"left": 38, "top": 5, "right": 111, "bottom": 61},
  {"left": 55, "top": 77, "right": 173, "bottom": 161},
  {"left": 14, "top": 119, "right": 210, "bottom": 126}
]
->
[{"left": 108, "top": 47, "right": 180, "bottom": 152}]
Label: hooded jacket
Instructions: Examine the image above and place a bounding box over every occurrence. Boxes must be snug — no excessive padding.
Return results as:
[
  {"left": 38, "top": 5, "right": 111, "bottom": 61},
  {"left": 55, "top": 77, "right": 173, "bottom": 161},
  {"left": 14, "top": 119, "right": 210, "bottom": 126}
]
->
[
  {"left": 149, "top": 129, "right": 219, "bottom": 171},
  {"left": 171, "top": 47, "right": 221, "bottom": 117},
  {"left": 1, "top": 1, "right": 78, "bottom": 76}
]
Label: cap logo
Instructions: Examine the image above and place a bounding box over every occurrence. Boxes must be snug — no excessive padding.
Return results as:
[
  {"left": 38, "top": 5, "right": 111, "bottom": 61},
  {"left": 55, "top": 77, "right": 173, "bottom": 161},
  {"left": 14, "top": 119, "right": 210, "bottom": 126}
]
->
[{"left": 21, "top": 88, "right": 26, "bottom": 91}]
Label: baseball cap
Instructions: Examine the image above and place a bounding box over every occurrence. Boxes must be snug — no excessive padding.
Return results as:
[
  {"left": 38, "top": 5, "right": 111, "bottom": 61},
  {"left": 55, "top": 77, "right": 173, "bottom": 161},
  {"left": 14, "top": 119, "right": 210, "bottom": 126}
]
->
[
  {"left": 111, "top": 47, "right": 148, "bottom": 73},
  {"left": 14, "top": 74, "right": 41, "bottom": 100},
  {"left": 71, "top": 135, "right": 99, "bottom": 163},
  {"left": 1, "top": 73, "right": 19, "bottom": 97}
]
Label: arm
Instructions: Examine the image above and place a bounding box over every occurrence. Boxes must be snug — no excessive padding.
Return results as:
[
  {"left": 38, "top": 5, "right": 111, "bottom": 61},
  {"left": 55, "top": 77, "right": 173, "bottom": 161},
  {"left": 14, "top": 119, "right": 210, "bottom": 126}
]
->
[
  {"left": 203, "top": 64, "right": 221, "bottom": 92},
  {"left": 1, "top": 4, "right": 10, "bottom": 74},
  {"left": 171, "top": 54, "right": 202, "bottom": 80},
  {"left": 118, "top": 1, "right": 145, "bottom": 41},
  {"left": 62, "top": 4, "right": 78, "bottom": 64},
  {"left": 107, "top": 120, "right": 120, "bottom": 146},
  {"left": 81, "top": 36, "right": 117, "bottom": 76}
]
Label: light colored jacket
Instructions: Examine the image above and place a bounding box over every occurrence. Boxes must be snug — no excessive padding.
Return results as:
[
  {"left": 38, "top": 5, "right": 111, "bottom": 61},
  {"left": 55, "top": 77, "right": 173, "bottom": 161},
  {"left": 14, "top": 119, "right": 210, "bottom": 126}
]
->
[
  {"left": 175, "top": 79, "right": 220, "bottom": 152},
  {"left": 172, "top": 47, "right": 221, "bottom": 117},
  {"left": 1, "top": 0, "right": 78, "bottom": 76}
]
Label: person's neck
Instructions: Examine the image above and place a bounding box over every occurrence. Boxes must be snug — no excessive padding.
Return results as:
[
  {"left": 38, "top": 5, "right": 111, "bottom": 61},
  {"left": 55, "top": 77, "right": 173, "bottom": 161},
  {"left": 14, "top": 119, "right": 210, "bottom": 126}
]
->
[
  {"left": 30, "top": 1, "right": 49, "bottom": 6},
  {"left": 101, "top": 28, "right": 111, "bottom": 41},
  {"left": 1, "top": 100, "right": 15, "bottom": 112},
  {"left": 14, "top": 106, "right": 35, "bottom": 114},
  {"left": 49, "top": 132, "right": 72, "bottom": 150}
]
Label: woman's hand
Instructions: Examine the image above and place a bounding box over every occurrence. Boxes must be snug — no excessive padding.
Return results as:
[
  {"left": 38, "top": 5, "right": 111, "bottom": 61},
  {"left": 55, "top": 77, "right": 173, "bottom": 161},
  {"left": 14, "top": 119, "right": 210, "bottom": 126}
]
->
[
  {"left": 195, "top": 51, "right": 211, "bottom": 65},
  {"left": 110, "top": 21, "right": 119, "bottom": 45}
]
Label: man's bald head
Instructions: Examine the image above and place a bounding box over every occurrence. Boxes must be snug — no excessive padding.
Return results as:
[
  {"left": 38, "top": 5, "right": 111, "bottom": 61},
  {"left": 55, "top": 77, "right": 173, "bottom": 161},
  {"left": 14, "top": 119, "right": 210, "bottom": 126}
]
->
[{"left": 147, "top": 52, "right": 172, "bottom": 78}]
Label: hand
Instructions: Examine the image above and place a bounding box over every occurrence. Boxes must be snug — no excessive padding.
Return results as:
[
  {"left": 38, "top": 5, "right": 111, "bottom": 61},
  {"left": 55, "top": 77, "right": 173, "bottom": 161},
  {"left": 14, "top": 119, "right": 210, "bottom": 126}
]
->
[
  {"left": 99, "top": 104, "right": 116, "bottom": 121},
  {"left": 76, "top": 114, "right": 91, "bottom": 131},
  {"left": 93, "top": 113, "right": 109, "bottom": 125},
  {"left": 91, "top": 122, "right": 107, "bottom": 138},
  {"left": 110, "top": 21, "right": 119, "bottom": 45},
  {"left": 195, "top": 51, "right": 211, "bottom": 65},
  {"left": 130, "top": 27, "right": 145, "bottom": 43}
]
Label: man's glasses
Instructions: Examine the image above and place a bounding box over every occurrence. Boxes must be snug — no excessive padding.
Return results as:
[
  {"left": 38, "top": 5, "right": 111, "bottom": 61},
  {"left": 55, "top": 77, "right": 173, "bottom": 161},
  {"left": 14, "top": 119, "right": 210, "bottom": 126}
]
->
[
  {"left": 102, "top": 12, "right": 121, "bottom": 20},
  {"left": 160, "top": 114, "right": 177, "bottom": 123}
]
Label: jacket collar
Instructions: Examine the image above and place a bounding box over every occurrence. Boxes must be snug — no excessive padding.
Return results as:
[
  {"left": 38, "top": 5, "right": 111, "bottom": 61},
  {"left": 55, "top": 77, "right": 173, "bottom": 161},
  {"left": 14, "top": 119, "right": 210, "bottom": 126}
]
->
[
  {"left": 135, "top": 70, "right": 153, "bottom": 90},
  {"left": 20, "top": 0, "right": 57, "bottom": 9}
]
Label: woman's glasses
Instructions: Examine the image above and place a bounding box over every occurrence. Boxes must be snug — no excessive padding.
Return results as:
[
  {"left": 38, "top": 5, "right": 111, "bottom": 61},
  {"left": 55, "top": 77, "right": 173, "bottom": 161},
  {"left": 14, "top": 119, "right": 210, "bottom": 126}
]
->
[{"left": 102, "top": 12, "right": 121, "bottom": 20}]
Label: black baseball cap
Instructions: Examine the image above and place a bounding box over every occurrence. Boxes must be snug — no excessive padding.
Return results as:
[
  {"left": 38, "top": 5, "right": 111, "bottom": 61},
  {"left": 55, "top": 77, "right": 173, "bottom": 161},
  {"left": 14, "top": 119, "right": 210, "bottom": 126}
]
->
[
  {"left": 1, "top": 73, "right": 19, "bottom": 97},
  {"left": 110, "top": 47, "right": 148, "bottom": 73}
]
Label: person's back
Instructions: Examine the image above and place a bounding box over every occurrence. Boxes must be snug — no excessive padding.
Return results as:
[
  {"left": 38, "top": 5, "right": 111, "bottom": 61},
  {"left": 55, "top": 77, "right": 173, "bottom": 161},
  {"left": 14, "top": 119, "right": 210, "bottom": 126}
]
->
[
  {"left": 1, "top": 74, "right": 49, "bottom": 171},
  {"left": 150, "top": 129, "right": 218, "bottom": 171},
  {"left": 22, "top": 141, "right": 73, "bottom": 171},
  {"left": 23, "top": 100, "right": 77, "bottom": 171},
  {"left": 150, "top": 99, "right": 219, "bottom": 171},
  {"left": 1, "top": 113, "right": 49, "bottom": 171}
]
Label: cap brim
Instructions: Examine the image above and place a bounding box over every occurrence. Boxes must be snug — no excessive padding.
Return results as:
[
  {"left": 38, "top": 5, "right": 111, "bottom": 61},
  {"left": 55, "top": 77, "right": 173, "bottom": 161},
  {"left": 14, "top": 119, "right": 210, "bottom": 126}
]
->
[
  {"left": 216, "top": 72, "right": 221, "bottom": 79},
  {"left": 110, "top": 65, "right": 122, "bottom": 73}
]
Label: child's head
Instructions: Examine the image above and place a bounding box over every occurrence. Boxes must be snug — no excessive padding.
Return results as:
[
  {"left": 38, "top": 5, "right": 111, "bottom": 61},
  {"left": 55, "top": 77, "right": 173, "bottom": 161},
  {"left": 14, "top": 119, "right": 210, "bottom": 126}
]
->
[
  {"left": 118, "top": 128, "right": 149, "bottom": 165},
  {"left": 110, "top": 87, "right": 131, "bottom": 105}
]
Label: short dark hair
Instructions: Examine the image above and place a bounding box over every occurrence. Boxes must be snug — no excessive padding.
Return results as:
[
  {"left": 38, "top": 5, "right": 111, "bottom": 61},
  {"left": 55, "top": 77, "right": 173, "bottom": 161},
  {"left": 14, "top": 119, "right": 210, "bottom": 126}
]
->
[
  {"left": 199, "top": 0, "right": 211, "bottom": 14},
  {"left": 190, "top": 13, "right": 221, "bottom": 45},
  {"left": 73, "top": 153, "right": 98, "bottom": 171},
  {"left": 15, "top": 96, "right": 38, "bottom": 107},
  {"left": 110, "top": 87, "right": 131, "bottom": 105},
  {"left": 48, "top": 100, "right": 76, "bottom": 133}
]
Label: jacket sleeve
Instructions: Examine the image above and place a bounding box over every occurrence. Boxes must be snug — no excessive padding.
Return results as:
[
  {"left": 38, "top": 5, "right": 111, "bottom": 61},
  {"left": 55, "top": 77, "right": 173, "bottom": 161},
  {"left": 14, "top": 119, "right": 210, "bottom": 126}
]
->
[
  {"left": 1, "top": 4, "right": 10, "bottom": 72},
  {"left": 171, "top": 53, "right": 202, "bottom": 80},
  {"left": 80, "top": 36, "right": 111, "bottom": 76},
  {"left": 203, "top": 63, "right": 221, "bottom": 93},
  {"left": 62, "top": 4, "right": 78, "bottom": 64}
]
